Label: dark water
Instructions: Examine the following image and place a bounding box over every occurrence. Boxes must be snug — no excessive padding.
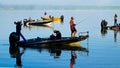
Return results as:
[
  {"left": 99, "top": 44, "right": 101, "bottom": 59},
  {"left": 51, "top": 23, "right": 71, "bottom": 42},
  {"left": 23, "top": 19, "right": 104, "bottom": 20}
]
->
[{"left": 0, "top": 8, "right": 120, "bottom": 68}]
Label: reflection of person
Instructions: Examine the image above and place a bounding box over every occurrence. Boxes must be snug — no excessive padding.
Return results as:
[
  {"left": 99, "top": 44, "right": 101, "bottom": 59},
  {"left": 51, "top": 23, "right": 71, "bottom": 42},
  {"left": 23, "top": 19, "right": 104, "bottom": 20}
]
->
[
  {"left": 114, "top": 30, "right": 118, "bottom": 43},
  {"left": 9, "top": 45, "right": 25, "bottom": 68},
  {"left": 54, "top": 30, "right": 62, "bottom": 39},
  {"left": 69, "top": 17, "right": 77, "bottom": 37},
  {"left": 70, "top": 51, "right": 77, "bottom": 68},
  {"left": 49, "top": 49, "right": 61, "bottom": 59},
  {"left": 114, "top": 14, "right": 118, "bottom": 26}
]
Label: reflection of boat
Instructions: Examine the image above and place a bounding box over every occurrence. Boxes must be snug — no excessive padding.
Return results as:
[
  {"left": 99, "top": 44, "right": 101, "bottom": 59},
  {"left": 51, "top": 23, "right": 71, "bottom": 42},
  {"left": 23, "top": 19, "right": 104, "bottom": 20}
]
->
[
  {"left": 101, "top": 28, "right": 120, "bottom": 43},
  {"left": 23, "top": 19, "right": 52, "bottom": 26},
  {"left": 19, "top": 42, "right": 88, "bottom": 51},
  {"left": 18, "top": 42, "right": 88, "bottom": 59}
]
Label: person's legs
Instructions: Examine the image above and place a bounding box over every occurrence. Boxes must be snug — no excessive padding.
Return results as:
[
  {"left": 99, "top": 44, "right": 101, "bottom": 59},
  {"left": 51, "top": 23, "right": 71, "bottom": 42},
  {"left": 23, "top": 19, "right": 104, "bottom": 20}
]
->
[
  {"left": 71, "top": 30, "right": 74, "bottom": 37},
  {"left": 73, "top": 31, "right": 77, "bottom": 37}
]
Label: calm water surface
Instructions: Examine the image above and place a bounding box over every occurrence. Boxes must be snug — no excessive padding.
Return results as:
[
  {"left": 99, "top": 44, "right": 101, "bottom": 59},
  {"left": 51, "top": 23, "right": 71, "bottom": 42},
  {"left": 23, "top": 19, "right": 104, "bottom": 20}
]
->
[{"left": 0, "top": 9, "right": 120, "bottom": 68}]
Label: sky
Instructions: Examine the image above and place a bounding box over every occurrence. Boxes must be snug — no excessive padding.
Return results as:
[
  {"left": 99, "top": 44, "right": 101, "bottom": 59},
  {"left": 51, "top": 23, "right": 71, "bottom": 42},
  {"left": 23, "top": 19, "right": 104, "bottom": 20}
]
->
[{"left": 0, "top": 0, "right": 120, "bottom": 6}]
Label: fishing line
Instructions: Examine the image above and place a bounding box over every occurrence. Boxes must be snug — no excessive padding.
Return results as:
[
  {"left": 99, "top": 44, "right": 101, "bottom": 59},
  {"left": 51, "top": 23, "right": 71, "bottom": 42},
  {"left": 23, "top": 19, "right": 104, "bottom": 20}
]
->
[{"left": 76, "top": 17, "right": 89, "bottom": 25}]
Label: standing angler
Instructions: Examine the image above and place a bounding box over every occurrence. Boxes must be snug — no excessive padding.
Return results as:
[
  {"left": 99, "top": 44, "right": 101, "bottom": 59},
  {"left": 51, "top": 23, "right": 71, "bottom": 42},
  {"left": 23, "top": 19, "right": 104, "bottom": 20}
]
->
[{"left": 69, "top": 17, "right": 77, "bottom": 37}]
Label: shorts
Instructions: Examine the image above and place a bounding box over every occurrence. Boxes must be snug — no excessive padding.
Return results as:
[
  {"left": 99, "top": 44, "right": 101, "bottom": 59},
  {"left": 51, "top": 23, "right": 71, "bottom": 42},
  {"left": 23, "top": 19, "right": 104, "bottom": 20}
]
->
[{"left": 71, "top": 28, "right": 77, "bottom": 33}]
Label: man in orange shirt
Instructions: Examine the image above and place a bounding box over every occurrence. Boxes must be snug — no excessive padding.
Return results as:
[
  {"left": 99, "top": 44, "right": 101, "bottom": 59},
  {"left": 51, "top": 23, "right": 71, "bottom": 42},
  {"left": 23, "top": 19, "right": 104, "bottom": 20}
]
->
[{"left": 69, "top": 17, "right": 77, "bottom": 37}]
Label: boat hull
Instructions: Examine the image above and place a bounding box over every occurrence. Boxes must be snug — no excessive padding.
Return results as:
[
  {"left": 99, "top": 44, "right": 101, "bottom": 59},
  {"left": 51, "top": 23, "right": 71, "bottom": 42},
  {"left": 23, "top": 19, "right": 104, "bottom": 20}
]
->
[
  {"left": 24, "top": 20, "right": 52, "bottom": 26},
  {"left": 17, "top": 36, "right": 88, "bottom": 47},
  {"left": 41, "top": 17, "right": 61, "bottom": 22},
  {"left": 105, "top": 26, "right": 120, "bottom": 31}
]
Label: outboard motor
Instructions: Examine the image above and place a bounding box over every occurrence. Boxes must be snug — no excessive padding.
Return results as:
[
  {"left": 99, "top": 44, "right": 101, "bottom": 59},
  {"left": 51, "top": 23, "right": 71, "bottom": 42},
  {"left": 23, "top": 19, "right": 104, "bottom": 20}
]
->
[
  {"left": 9, "top": 32, "right": 20, "bottom": 47},
  {"left": 101, "top": 20, "right": 108, "bottom": 29},
  {"left": 9, "top": 21, "right": 22, "bottom": 47},
  {"left": 23, "top": 19, "right": 28, "bottom": 26},
  {"left": 60, "top": 15, "right": 64, "bottom": 22},
  {"left": 9, "top": 32, "right": 23, "bottom": 67}
]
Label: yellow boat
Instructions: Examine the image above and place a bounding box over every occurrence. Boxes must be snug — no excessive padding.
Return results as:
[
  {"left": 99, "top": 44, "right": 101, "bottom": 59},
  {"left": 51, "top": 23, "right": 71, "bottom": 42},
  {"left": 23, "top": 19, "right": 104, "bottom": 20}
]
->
[{"left": 41, "top": 15, "right": 64, "bottom": 23}]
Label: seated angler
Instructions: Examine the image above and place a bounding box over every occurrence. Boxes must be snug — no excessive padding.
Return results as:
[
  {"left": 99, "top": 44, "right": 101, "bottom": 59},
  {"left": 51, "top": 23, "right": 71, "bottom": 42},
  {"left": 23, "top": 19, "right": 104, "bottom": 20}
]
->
[{"left": 54, "top": 30, "right": 62, "bottom": 39}]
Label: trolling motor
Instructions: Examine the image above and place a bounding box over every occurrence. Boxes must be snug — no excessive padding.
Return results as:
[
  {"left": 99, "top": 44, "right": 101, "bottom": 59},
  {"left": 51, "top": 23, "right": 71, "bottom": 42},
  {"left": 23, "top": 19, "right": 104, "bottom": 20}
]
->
[
  {"left": 60, "top": 15, "right": 64, "bottom": 22},
  {"left": 78, "top": 31, "right": 89, "bottom": 40},
  {"left": 101, "top": 20, "right": 108, "bottom": 29}
]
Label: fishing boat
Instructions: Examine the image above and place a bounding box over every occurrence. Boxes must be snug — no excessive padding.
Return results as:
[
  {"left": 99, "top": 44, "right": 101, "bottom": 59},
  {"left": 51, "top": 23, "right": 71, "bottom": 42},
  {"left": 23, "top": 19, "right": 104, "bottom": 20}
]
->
[
  {"left": 23, "top": 19, "right": 52, "bottom": 26},
  {"left": 9, "top": 31, "right": 89, "bottom": 48},
  {"left": 17, "top": 34, "right": 89, "bottom": 47},
  {"left": 107, "top": 26, "right": 120, "bottom": 31},
  {"left": 9, "top": 21, "right": 88, "bottom": 50},
  {"left": 101, "top": 20, "right": 120, "bottom": 31},
  {"left": 41, "top": 15, "right": 64, "bottom": 22}
]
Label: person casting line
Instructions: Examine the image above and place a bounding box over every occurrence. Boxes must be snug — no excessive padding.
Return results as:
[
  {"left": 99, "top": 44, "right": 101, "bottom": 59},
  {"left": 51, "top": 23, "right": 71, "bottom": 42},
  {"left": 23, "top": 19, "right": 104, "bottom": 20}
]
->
[{"left": 69, "top": 17, "right": 77, "bottom": 37}]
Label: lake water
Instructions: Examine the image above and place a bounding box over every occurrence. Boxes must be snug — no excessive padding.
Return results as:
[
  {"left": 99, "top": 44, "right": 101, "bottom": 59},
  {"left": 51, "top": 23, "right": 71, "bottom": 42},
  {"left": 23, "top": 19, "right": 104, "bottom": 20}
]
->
[{"left": 0, "top": 7, "right": 120, "bottom": 68}]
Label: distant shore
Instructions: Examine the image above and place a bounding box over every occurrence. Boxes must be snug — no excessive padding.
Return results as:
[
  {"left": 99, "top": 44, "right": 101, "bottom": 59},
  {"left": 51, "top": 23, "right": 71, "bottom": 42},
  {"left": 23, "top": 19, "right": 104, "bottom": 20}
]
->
[{"left": 0, "top": 4, "right": 120, "bottom": 10}]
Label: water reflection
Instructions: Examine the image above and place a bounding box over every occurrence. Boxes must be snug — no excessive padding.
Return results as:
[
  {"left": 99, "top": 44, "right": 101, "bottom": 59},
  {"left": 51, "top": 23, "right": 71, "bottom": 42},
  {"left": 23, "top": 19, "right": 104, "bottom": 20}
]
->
[
  {"left": 9, "top": 45, "right": 25, "bottom": 68},
  {"left": 49, "top": 48, "right": 62, "bottom": 58},
  {"left": 70, "top": 51, "right": 77, "bottom": 68},
  {"left": 113, "top": 30, "right": 119, "bottom": 43},
  {"left": 101, "top": 28, "right": 107, "bottom": 37},
  {"left": 101, "top": 28, "right": 120, "bottom": 43},
  {"left": 9, "top": 42, "right": 88, "bottom": 67}
]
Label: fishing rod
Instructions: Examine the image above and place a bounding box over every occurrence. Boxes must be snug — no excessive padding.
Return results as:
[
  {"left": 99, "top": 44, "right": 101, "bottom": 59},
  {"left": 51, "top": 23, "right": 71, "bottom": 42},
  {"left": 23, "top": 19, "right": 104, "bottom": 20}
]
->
[{"left": 76, "top": 17, "right": 88, "bottom": 25}]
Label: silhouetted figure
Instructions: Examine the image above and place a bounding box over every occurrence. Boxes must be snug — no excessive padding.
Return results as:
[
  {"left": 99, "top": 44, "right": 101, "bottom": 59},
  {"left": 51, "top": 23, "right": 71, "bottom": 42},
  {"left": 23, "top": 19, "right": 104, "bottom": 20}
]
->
[
  {"left": 54, "top": 30, "right": 62, "bottom": 39},
  {"left": 69, "top": 17, "right": 77, "bottom": 37},
  {"left": 14, "top": 21, "right": 26, "bottom": 42},
  {"left": 44, "top": 12, "right": 47, "bottom": 15},
  {"left": 101, "top": 20, "right": 108, "bottom": 29},
  {"left": 43, "top": 12, "right": 48, "bottom": 18},
  {"left": 14, "top": 21, "right": 22, "bottom": 33},
  {"left": 114, "top": 14, "right": 118, "bottom": 26},
  {"left": 60, "top": 15, "right": 64, "bottom": 22},
  {"left": 49, "top": 34, "right": 56, "bottom": 40},
  {"left": 28, "top": 17, "right": 32, "bottom": 22}
]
